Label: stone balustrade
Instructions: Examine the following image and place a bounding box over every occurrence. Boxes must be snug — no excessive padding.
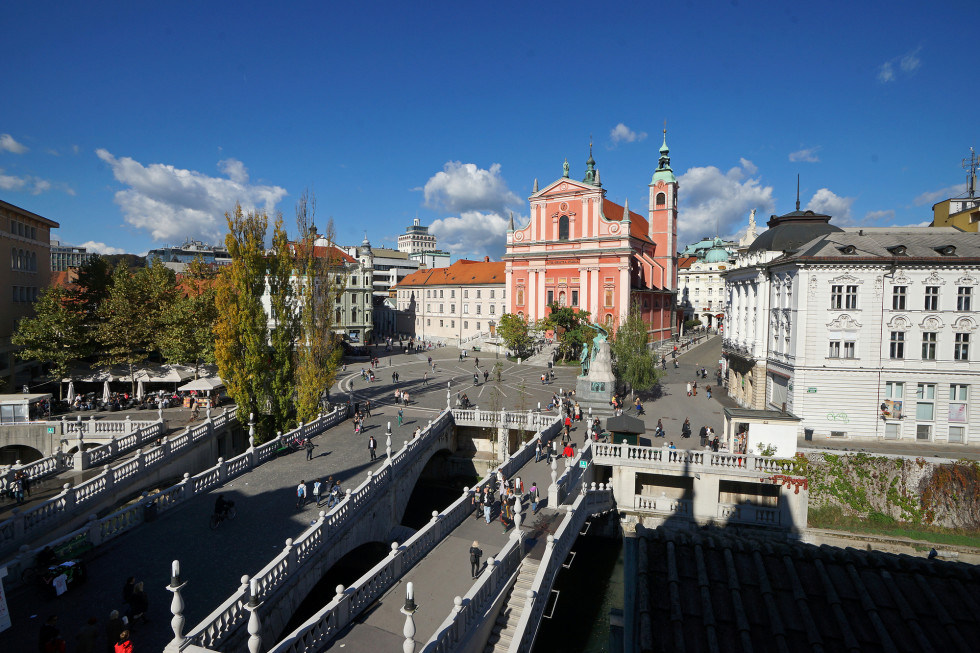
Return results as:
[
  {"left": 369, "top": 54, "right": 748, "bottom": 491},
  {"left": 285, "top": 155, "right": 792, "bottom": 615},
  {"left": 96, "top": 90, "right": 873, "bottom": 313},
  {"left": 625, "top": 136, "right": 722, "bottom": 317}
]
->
[
  {"left": 508, "top": 486, "right": 615, "bottom": 653},
  {"left": 592, "top": 441, "right": 797, "bottom": 477},
  {"left": 717, "top": 502, "right": 781, "bottom": 526},
  {"left": 0, "top": 454, "right": 71, "bottom": 496},
  {"left": 451, "top": 408, "right": 554, "bottom": 431},
  {"left": 2, "top": 406, "right": 349, "bottom": 586}
]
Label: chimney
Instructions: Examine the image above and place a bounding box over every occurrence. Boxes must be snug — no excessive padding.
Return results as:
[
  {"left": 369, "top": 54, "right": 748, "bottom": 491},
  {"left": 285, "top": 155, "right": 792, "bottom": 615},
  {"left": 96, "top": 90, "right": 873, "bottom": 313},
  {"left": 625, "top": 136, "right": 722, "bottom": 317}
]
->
[{"left": 484, "top": 256, "right": 490, "bottom": 262}]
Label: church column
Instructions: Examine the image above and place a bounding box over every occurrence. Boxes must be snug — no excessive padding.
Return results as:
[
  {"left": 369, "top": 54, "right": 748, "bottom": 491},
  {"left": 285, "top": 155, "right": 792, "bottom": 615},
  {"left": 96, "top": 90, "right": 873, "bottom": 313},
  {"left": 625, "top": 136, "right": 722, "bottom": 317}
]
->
[
  {"left": 537, "top": 268, "right": 547, "bottom": 319},
  {"left": 527, "top": 268, "right": 536, "bottom": 320},
  {"left": 590, "top": 268, "right": 600, "bottom": 319},
  {"left": 579, "top": 269, "right": 589, "bottom": 316},
  {"left": 619, "top": 263, "right": 630, "bottom": 326}
]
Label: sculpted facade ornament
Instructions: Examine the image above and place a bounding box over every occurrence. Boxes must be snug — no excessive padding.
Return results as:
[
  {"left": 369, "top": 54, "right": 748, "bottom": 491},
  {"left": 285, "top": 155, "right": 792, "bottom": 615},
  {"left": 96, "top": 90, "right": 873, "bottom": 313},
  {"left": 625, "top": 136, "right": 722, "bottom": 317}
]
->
[
  {"left": 920, "top": 315, "right": 944, "bottom": 331},
  {"left": 893, "top": 271, "right": 911, "bottom": 285},
  {"left": 809, "top": 275, "right": 818, "bottom": 297},
  {"left": 956, "top": 274, "right": 978, "bottom": 286},
  {"left": 921, "top": 271, "right": 946, "bottom": 285},
  {"left": 829, "top": 273, "right": 864, "bottom": 285},
  {"left": 953, "top": 316, "right": 978, "bottom": 333},
  {"left": 826, "top": 314, "right": 863, "bottom": 330},
  {"left": 886, "top": 315, "right": 911, "bottom": 331},
  {"left": 874, "top": 276, "right": 883, "bottom": 297}
]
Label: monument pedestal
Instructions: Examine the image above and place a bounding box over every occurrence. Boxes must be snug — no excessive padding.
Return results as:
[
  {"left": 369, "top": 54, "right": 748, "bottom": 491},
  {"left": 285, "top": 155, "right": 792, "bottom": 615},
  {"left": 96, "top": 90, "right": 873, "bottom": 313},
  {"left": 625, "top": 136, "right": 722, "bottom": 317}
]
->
[{"left": 575, "top": 338, "right": 616, "bottom": 416}]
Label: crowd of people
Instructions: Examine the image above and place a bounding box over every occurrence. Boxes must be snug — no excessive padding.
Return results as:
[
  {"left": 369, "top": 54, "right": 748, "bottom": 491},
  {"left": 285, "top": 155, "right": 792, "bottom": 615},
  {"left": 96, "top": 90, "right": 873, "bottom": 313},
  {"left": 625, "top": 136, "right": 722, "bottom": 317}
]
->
[{"left": 37, "top": 575, "right": 149, "bottom": 653}]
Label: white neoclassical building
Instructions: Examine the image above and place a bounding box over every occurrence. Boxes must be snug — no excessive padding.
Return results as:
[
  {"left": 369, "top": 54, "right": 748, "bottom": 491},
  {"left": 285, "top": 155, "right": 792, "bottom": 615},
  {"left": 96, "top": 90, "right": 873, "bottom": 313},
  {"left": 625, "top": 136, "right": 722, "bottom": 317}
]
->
[
  {"left": 677, "top": 236, "right": 736, "bottom": 330},
  {"left": 724, "top": 206, "right": 980, "bottom": 446}
]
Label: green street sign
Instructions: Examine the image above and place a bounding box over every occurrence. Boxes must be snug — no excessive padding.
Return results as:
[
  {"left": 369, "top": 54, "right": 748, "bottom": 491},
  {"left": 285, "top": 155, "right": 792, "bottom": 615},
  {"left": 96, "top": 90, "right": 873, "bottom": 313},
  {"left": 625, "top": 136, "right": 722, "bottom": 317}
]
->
[
  {"left": 47, "top": 427, "right": 55, "bottom": 434},
  {"left": 579, "top": 460, "right": 588, "bottom": 468},
  {"left": 807, "top": 387, "right": 817, "bottom": 393}
]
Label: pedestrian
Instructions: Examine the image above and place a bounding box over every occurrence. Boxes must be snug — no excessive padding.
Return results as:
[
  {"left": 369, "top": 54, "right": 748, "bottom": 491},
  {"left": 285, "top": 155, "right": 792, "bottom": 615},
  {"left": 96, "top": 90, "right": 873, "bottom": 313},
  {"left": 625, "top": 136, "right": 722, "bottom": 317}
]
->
[
  {"left": 39, "top": 615, "right": 60, "bottom": 653},
  {"left": 483, "top": 487, "right": 492, "bottom": 523},
  {"left": 364, "top": 399, "right": 372, "bottom": 417},
  {"left": 535, "top": 439, "right": 542, "bottom": 463},
  {"left": 313, "top": 479, "right": 322, "bottom": 506},
  {"left": 75, "top": 617, "right": 99, "bottom": 653},
  {"left": 686, "top": 382, "right": 692, "bottom": 397},
  {"left": 474, "top": 372, "right": 479, "bottom": 385},
  {"left": 331, "top": 480, "right": 343, "bottom": 506},
  {"left": 471, "top": 487, "right": 482, "bottom": 518},
  {"left": 423, "top": 372, "right": 428, "bottom": 386},
  {"left": 305, "top": 438, "right": 315, "bottom": 460},
  {"left": 128, "top": 582, "right": 149, "bottom": 624},
  {"left": 483, "top": 369, "right": 489, "bottom": 383},
  {"left": 105, "top": 611, "right": 124, "bottom": 653},
  {"left": 529, "top": 482, "right": 539, "bottom": 514},
  {"left": 397, "top": 407, "right": 404, "bottom": 426},
  {"left": 706, "top": 385, "right": 712, "bottom": 399},
  {"left": 656, "top": 419, "right": 665, "bottom": 438},
  {"left": 122, "top": 577, "right": 136, "bottom": 607},
  {"left": 693, "top": 381, "right": 698, "bottom": 397},
  {"left": 699, "top": 425, "right": 708, "bottom": 447},
  {"left": 113, "top": 630, "right": 133, "bottom": 653},
  {"left": 563, "top": 443, "right": 574, "bottom": 459},
  {"left": 394, "top": 389, "right": 400, "bottom": 404},
  {"left": 368, "top": 435, "right": 377, "bottom": 460},
  {"left": 296, "top": 480, "right": 307, "bottom": 509},
  {"left": 470, "top": 541, "right": 483, "bottom": 579}
]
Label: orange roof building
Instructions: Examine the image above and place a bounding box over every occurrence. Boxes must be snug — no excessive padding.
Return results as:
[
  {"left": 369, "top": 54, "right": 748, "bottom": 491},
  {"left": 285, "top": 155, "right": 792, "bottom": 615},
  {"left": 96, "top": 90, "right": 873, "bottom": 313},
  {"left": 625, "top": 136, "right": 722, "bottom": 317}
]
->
[
  {"left": 505, "top": 137, "right": 680, "bottom": 342},
  {"left": 395, "top": 258, "right": 507, "bottom": 343}
]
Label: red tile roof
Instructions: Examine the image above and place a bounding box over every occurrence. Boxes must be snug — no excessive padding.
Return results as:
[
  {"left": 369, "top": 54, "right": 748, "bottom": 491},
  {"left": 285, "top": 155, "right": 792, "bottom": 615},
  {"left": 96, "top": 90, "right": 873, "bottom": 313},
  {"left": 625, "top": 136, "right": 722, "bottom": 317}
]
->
[
  {"left": 397, "top": 258, "right": 505, "bottom": 287},
  {"left": 290, "top": 242, "right": 357, "bottom": 264},
  {"left": 677, "top": 256, "right": 698, "bottom": 269},
  {"left": 603, "top": 199, "right": 652, "bottom": 243}
]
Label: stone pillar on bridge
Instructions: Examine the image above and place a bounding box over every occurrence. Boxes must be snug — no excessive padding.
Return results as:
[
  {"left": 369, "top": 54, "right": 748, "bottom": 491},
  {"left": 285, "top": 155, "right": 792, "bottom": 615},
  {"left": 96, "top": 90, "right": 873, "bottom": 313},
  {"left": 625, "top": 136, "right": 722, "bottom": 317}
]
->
[
  {"left": 548, "top": 458, "right": 559, "bottom": 507},
  {"left": 73, "top": 427, "right": 86, "bottom": 470}
]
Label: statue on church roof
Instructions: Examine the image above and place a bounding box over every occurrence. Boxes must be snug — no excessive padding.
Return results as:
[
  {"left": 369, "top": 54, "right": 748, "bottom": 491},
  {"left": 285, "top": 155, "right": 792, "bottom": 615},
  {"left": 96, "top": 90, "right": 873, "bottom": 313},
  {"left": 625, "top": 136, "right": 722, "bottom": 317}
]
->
[{"left": 563, "top": 158, "right": 570, "bottom": 178}]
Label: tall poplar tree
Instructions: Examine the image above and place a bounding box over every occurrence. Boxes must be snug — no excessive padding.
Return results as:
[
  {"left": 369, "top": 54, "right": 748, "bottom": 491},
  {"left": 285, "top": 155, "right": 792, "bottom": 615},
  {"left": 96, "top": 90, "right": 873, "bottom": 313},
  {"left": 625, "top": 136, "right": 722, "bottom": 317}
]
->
[
  {"left": 611, "top": 302, "right": 662, "bottom": 396},
  {"left": 214, "top": 205, "right": 269, "bottom": 435},
  {"left": 267, "top": 212, "right": 297, "bottom": 433},
  {"left": 293, "top": 190, "right": 343, "bottom": 423},
  {"left": 157, "top": 257, "right": 218, "bottom": 378}
]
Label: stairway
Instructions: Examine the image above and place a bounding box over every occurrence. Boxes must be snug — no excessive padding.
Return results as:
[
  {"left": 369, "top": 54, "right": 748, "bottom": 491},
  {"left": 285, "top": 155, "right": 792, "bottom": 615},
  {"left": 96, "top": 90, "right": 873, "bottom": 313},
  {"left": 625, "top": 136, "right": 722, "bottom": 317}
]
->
[{"left": 484, "top": 558, "right": 540, "bottom": 653}]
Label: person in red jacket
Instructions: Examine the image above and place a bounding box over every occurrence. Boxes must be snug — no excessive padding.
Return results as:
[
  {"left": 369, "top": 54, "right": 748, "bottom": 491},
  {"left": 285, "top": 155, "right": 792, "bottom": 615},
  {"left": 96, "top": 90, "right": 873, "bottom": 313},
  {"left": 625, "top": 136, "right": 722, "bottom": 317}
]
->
[{"left": 114, "top": 630, "right": 133, "bottom": 653}]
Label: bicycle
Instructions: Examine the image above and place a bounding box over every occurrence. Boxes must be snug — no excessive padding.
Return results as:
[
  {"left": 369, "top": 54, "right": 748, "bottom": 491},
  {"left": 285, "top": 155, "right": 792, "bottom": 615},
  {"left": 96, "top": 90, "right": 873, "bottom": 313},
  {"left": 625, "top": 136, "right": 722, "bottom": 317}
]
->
[{"left": 209, "top": 503, "right": 237, "bottom": 529}]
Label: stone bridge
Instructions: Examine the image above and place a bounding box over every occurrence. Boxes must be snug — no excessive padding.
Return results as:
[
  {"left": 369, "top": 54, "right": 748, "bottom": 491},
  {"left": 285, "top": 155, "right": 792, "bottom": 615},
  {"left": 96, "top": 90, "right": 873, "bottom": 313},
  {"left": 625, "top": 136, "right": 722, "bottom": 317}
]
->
[{"left": 167, "top": 409, "right": 559, "bottom": 653}]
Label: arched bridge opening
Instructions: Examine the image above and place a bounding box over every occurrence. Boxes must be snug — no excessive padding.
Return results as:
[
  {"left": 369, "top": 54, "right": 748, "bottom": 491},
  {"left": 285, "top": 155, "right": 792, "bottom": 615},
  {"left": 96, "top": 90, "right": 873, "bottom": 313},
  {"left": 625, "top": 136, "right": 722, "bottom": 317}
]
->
[
  {"left": 277, "top": 540, "right": 391, "bottom": 640},
  {"left": 0, "top": 444, "right": 44, "bottom": 465}
]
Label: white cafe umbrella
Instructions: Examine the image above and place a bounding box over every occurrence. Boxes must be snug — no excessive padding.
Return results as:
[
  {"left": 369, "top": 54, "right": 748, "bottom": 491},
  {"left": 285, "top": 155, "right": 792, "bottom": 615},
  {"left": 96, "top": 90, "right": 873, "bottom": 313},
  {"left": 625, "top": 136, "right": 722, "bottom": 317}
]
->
[
  {"left": 66, "top": 381, "right": 76, "bottom": 403},
  {"left": 102, "top": 380, "right": 111, "bottom": 403},
  {"left": 137, "top": 379, "right": 145, "bottom": 401}
]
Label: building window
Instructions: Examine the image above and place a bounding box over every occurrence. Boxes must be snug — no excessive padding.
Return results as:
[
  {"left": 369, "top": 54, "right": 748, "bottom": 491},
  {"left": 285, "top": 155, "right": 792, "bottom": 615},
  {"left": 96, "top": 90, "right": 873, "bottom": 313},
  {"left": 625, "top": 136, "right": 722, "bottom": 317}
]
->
[
  {"left": 558, "top": 291, "right": 566, "bottom": 306},
  {"left": 547, "top": 290, "right": 554, "bottom": 305},
  {"left": 440, "top": 289, "right": 444, "bottom": 298},
  {"left": 451, "top": 289, "right": 455, "bottom": 298},
  {"left": 476, "top": 304, "right": 481, "bottom": 314},
  {"left": 924, "top": 286, "right": 939, "bottom": 310},
  {"left": 957, "top": 287, "right": 972, "bottom": 311},
  {"left": 921, "top": 332, "right": 937, "bottom": 360},
  {"left": 476, "top": 289, "right": 481, "bottom": 299},
  {"left": 439, "top": 320, "right": 443, "bottom": 327},
  {"left": 889, "top": 331, "right": 905, "bottom": 359},
  {"left": 463, "top": 304, "right": 468, "bottom": 314},
  {"left": 954, "top": 333, "right": 970, "bottom": 360},
  {"left": 351, "top": 308, "right": 357, "bottom": 322},
  {"left": 656, "top": 192, "right": 666, "bottom": 208},
  {"left": 451, "top": 320, "right": 455, "bottom": 328},
  {"left": 489, "top": 289, "right": 494, "bottom": 299},
  {"left": 463, "top": 289, "right": 468, "bottom": 299},
  {"left": 464, "top": 321, "right": 468, "bottom": 329},
  {"left": 830, "top": 285, "right": 858, "bottom": 309},
  {"left": 948, "top": 426, "right": 966, "bottom": 444},
  {"left": 336, "top": 308, "right": 341, "bottom": 323},
  {"left": 949, "top": 385, "right": 968, "bottom": 423},
  {"left": 427, "top": 319, "right": 431, "bottom": 326},
  {"left": 604, "top": 290, "right": 614, "bottom": 308},
  {"left": 916, "top": 383, "right": 936, "bottom": 424},
  {"left": 843, "top": 341, "right": 856, "bottom": 358},
  {"left": 489, "top": 305, "right": 494, "bottom": 314},
  {"left": 885, "top": 381, "right": 904, "bottom": 399},
  {"left": 558, "top": 216, "right": 569, "bottom": 241},
  {"left": 427, "top": 289, "right": 431, "bottom": 298},
  {"left": 439, "top": 304, "right": 444, "bottom": 312},
  {"left": 892, "top": 286, "right": 907, "bottom": 310},
  {"left": 571, "top": 289, "right": 579, "bottom": 306}
]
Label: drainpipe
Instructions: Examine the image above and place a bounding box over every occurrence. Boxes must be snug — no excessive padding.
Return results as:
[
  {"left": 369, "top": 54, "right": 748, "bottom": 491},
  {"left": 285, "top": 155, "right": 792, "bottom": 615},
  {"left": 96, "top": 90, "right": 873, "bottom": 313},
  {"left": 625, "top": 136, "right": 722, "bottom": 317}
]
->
[{"left": 877, "top": 263, "right": 897, "bottom": 440}]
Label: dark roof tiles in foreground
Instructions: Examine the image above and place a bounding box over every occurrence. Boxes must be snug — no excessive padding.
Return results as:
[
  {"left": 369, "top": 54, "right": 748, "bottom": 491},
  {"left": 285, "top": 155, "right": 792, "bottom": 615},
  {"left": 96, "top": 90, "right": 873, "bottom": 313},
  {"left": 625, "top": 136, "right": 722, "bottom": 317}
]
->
[{"left": 637, "top": 527, "right": 979, "bottom": 653}]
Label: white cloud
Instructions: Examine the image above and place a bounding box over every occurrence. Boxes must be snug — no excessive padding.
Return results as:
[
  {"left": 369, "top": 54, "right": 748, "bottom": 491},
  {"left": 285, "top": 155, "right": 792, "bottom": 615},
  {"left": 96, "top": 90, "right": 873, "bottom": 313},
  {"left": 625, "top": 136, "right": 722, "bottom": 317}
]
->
[
  {"left": 864, "top": 209, "right": 895, "bottom": 222},
  {"left": 0, "top": 134, "right": 28, "bottom": 154},
  {"left": 429, "top": 211, "right": 513, "bottom": 261},
  {"left": 423, "top": 161, "right": 520, "bottom": 215},
  {"left": 677, "top": 159, "right": 775, "bottom": 245},
  {"left": 914, "top": 183, "right": 966, "bottom": 206},
  {"left": 806, "top": 188, "right": 855, "bottom": 223},
  {"left": 0, "top": 169, "right": 60, "bottom": 195},
  {"left": 878, "top": 47, "right": 922, "bottom": 83},
  {"left": 79, "top": 240, "right": 127, "bottom": 255},
  {"left": 789, "top": 147, "right": 820, "bottom": 163},
  {"left": 96, "top": 149, "right": 288, "bottom": 243},
  {"left": 609, "top": 123, "right": 647, "bottom": 146}
]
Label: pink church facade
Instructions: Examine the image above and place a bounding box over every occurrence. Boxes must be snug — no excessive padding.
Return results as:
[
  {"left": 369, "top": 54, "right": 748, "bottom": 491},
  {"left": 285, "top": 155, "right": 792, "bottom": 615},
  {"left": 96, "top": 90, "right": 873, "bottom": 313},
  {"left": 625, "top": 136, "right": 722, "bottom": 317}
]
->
[{"left": 505, "top": 136, "right": 680, "bottom": 343}]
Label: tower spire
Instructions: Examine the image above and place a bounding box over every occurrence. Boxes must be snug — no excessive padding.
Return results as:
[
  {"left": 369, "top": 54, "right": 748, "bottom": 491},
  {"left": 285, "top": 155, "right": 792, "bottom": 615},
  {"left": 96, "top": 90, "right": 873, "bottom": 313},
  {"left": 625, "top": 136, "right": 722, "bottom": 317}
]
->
[
  {"left": 796, "top": 174, "right": 801, "bottom": 211},
  {"left": 584, "top": 137, "right": 597, "bottom": 184}
]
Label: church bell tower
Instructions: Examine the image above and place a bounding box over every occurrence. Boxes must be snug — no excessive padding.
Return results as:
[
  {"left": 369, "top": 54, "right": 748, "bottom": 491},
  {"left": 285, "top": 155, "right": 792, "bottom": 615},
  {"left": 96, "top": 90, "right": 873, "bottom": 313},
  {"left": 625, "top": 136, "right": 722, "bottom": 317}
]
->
[{"left": 648, "top": 127, "right": 678, "bottom": 293}]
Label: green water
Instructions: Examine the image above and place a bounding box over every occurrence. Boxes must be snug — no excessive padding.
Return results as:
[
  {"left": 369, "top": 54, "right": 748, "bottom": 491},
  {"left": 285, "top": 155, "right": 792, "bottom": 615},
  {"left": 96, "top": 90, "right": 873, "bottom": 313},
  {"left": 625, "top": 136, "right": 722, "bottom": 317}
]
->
[{"left": 533, "top": 531, "right": 625, "bottom": 653}]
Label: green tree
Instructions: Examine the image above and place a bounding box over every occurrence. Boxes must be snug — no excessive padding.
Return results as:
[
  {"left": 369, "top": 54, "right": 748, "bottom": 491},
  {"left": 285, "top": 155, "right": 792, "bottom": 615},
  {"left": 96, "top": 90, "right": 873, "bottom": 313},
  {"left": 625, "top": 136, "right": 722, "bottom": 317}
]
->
[
  {"left": 72, "top": 254, "right": 113, "bottom": 352},
  {"left": 157, "top": 257, "right": 218, "bottom": 377},
  {"left": 293, "top": 190, "right": 343, "bottom": 423},
  {"left": 497, "top": 313, "right": 535, "bottom": 358},
  {"left": 96, "top": 261, "right": 177, "bottom": 395},
  {"left": 267, "top": 212, "right": 298, "bottom": 433},
  {"left": 214, "top": 205, "right": 270, "bottom": 436},
  {"left": 612, "top": 303, "right": 662, "bottom": 396},
  {"left": 542, "top": 304, "right": 591, "bottom": 362},
  {"left": 11, "top": 287, "right": 88, "bottom": 399}
]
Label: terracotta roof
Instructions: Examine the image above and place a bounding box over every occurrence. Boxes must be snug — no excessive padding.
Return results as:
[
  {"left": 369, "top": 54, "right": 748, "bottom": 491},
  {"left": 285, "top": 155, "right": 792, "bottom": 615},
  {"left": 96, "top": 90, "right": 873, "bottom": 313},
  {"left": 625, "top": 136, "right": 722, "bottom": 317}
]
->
[
  {"left": 397, "top": 258, "right": 505, "bottom": 287},
  {"left": 677, "top": 255, "right": 698, "bottom": 269},
  {"left": 49, "top": 270, "right": 78, "bottom": 289},
  {"left": 603, "top": 199, "right": 652, "bottom": 243},
  {"left": 637, "top": 527, "right": 980, "bottom": 653},
  {"left": 290, "top": 242, "right": 357, "bottom": 265}
]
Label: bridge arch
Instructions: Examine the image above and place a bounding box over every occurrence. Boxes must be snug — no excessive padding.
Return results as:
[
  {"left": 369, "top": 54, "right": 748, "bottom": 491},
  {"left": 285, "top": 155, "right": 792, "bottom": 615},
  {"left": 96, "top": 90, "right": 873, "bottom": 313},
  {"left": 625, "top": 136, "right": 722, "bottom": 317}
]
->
[{"left": 0, "top": 444, "right": 44, "bottom": 465}]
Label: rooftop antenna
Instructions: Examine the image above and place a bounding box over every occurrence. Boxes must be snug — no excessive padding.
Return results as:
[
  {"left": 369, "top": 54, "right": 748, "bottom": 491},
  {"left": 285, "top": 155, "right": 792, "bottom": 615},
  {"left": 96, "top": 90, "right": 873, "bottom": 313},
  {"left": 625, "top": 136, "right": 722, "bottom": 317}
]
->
[
  {"left": 964, "top": 147, "right": 978, "bottom": 199},
  {"left": 795, "top": 174, "right": 801, "bottom": 211}
]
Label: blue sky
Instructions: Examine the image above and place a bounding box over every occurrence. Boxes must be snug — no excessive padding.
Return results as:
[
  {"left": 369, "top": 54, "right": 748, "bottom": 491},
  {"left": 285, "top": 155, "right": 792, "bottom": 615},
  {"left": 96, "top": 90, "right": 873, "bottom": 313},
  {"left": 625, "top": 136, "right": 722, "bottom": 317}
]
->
[{"left": 2, "top": 0, "right": 978, "bottom": 260}]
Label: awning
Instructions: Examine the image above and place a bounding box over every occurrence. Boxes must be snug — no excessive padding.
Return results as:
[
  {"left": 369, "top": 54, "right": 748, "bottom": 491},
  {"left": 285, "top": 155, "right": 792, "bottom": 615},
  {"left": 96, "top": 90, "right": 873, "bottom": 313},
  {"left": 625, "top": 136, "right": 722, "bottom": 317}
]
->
[{"left": 177, "top": 377, "right": 225, "bottom": 392}]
